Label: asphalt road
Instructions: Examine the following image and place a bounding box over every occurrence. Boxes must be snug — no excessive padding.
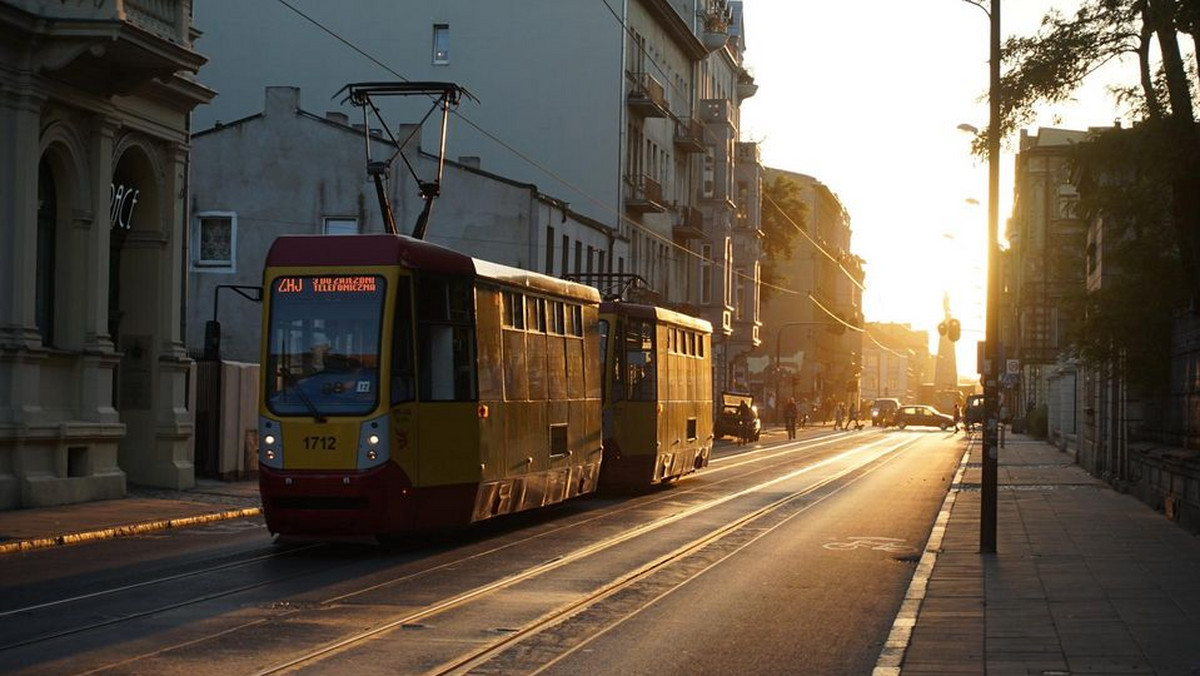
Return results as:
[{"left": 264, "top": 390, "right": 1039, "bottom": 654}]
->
[{"left": 0, "top": 426, "right": 965, "bottom": 675}]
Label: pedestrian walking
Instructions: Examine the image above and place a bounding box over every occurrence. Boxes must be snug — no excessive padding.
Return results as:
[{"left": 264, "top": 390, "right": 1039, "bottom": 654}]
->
[
  {"left": 952, "top": 403, "right": 962, "bottom": 433},
  {"left": 784, "top": 397, "right": 798, "bottom": 440},
  {"left": 848, "top": 401, "right": 860, "bottom": 430},
  {"left": 834, "top": 401, "right": 844, "bottom": 430}
]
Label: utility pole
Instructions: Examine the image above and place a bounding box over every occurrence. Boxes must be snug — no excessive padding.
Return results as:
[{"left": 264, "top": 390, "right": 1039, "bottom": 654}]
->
[{"left": 980, "top": 0, "right": 1001, "bottom": 553}]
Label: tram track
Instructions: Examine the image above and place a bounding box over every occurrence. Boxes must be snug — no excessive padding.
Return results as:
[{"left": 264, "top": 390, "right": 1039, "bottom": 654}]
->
[
  {"left": 3, "top": 430, "right": 905, "bottom": 675},
  {"left": 249, "top": 433, "right": 919, "bottom": 675}
]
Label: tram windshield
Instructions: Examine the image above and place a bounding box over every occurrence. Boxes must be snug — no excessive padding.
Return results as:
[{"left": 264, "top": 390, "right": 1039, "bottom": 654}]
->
[{"left": 265, "top": 274, "right": 387, "bottom": 416}]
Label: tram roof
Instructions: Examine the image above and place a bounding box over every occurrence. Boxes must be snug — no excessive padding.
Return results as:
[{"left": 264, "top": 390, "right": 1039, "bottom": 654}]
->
[
  {"left": 600, "top": 301, "right": 713, "bottom": 334},
  {"left": 266, "top": 234, "right": 600, "bottom": 303}
]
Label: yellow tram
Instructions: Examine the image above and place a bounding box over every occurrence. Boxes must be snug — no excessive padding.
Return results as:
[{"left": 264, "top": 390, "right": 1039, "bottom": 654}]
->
[
  {"left": 257, "top": 234, "right": 603, "bottom": 537},
  {"left": 598, "top": 302, "right": 714, "bottom": 486}
]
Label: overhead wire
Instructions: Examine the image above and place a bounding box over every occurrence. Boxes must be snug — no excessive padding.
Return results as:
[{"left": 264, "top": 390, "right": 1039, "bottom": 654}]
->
[{"left": 269, "top": 0, "right": 803, "bottom": 300}]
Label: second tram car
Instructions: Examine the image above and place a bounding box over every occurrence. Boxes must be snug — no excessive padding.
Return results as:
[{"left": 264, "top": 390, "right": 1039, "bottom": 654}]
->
[
  {"left": 257, "top": 234, "right": 604, "bottom": 537},
  {"left": 598, "top": 302, "right": 713, "bottom": 487}
]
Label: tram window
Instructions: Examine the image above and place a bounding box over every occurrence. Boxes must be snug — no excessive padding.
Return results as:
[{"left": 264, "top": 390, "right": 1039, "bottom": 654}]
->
[
  {"left": 418, "top": 324, "right": 476, "bottom": 401},
  {"left": 624, "top": 319, "right": 656, "bottom": 401},
  {"left": 391, "top": 277, "right": 415, "bottom": 404},
  {"left": 598, "top": 319, "right": 609, "bottom": 402},
  {"left": 548, "top": 301, "right": 565, "bottom": 335},
  {"left": 570, "top": 305, "right": 583, "bottom": 337},
  {"left": 416, "top": 275, "right": 477, "bottom": 401},
  {"left": 527, "top": 297, "right": 547, "bottom": 333},
  {"left": 503, "top": 291, "right": 524, "bottom": 329}
]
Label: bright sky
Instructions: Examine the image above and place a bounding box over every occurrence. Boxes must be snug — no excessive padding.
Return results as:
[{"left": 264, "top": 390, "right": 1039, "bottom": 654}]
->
[{"left": 740, "top": 0, "right": 1128, "bottom": 376}]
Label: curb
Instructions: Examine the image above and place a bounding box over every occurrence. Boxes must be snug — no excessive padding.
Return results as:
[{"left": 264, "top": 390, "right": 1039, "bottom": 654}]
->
[{"left": 0, "top": 506, "right": 263, "bottom": 556}]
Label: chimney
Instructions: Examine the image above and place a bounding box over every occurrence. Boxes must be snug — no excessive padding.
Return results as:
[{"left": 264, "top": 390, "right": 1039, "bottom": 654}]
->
[{"left": 265, "top": 86, "right": 300, "bottom": 117}]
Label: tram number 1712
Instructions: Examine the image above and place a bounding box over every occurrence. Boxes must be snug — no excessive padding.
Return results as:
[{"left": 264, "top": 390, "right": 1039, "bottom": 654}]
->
[{"left": 303, "top": 436, "right": 338, "bottom": 451}]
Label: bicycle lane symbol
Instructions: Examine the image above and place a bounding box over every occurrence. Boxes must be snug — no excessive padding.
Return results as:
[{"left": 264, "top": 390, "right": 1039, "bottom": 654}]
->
[{"left": 823, "top": 536, "right": 917, "bottom": 554}]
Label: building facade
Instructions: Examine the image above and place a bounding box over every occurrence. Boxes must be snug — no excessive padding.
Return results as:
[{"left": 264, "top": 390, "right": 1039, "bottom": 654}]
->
[
  {"left": 192, "top": 0, "right": 762, "bottom": 397},
  {"left": 1007, "top": 127, "right": 1088, "bottom": 423},
  {"left": 861, "top": 322, "right": 931, "bottom": 405},
  {"left": 0, "top": 0, "right": 213, "bottom": 508},
  {"left": 756, "top": 169, "right": 862, "bottom": 418}
]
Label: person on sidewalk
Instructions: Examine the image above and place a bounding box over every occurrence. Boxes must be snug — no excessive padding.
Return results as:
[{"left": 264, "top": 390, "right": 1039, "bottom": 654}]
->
[
  {"left": 848, "top": 401, "right": 861, "bottom": 430},
  {"left": 784, "top": 397, "right": 798, "bottom": 440},
  {"left": 834, "top": 401, "right": 844, "bottom": 430},
  {"left": 952, "top": 403, "right": 962, "bottom": 433}
]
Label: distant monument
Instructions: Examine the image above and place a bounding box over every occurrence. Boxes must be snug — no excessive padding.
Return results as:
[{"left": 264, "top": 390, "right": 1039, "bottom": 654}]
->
[{"left": 934, "top": 293, "right": 958, "bottom": 390}]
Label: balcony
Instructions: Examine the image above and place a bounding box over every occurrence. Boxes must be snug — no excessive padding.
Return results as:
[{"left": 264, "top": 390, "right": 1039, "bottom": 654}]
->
[
  {"left": 674, "top": 117, "right": 707, "bottom": 153},
  {"left": 672, "top": 205, "right": 705, "bottom": 240},
  {"left": 626, "top": 175, "right": 668, "bottom": 214},
  {"left": 12, "top": 0, "right": 205, "bottom": 94},
  {"left": 700, "top": 98, "right": 734, "bottom": 128},
  {"left": 627, "top": 72, "right": 670, "bottom": 118}
]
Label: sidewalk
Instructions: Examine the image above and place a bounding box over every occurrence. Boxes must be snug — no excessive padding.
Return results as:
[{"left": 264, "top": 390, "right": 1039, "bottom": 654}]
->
[
  {"left": 0, "top": 478, "right": 261, "bottom": 554},
  {"left": 890, "top": 433, "right": 1200, "bottom": 675}
]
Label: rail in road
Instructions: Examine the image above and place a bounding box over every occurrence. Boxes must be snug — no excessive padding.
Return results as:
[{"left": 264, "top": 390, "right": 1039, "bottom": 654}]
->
[{"left": 0, "top": 428, "right": 954, "bottom": 675}]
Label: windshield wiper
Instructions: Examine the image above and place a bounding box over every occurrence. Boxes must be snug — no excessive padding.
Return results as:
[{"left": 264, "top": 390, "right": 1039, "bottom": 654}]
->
[{"left": 278, "top": 366, "right": 327, "bottom": 423}]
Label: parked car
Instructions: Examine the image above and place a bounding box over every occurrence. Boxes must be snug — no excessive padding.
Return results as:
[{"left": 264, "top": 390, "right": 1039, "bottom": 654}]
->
[
  {"left": 893, "top": 404, "right": 955, "bottom": 430},
  {"left": 870, "top": 397, "right": 900, "bottom": 427},
  {"left": 963, "top": 394, "right": 985, "bottom": 430},
  {"left": 715, "top": 392, "right": 761, "bottom": 441}
]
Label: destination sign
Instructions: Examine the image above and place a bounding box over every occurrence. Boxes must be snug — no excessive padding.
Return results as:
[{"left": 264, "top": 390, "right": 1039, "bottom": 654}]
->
[{"left": 275, "top": 275, "right": 380, "bottom": 294}]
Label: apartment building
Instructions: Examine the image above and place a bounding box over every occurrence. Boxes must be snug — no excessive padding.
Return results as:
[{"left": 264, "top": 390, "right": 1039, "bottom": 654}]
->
[{"left": 758, "top": 169, "right": 863, "bottom": 416}]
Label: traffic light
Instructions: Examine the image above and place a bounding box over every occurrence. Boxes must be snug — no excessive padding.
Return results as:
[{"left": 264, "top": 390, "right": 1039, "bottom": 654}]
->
[{"left": 948, "top": 318, "right": 961, "bottom": 342}]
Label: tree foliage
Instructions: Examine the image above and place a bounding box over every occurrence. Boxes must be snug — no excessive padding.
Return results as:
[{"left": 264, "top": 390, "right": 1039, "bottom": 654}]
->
[
  {"left": 992, "top": 0, "right": 1200, "bottom": 388},
  {"left": 759, "top": 174, "right": 807, "bottom": 306},
  {"left": 1066, "top": 123, "right": 1191, "bottom": 386}
]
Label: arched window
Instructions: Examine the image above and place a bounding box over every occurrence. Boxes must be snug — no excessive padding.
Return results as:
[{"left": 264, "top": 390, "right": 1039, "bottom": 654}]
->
[{"left": 36, "top": 158, "right": 56, "bottom": 346}]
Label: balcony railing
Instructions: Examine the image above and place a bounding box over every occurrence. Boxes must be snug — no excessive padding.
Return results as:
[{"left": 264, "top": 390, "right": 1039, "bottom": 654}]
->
[
  {"left": 625, "top": 175, "right": 668, "bottom": 214},
  {"left": 628, "top": 72, "right": 670, "bottom": 118},
  {"left": 673, "top": 205, "right": 705, "bottom": 240},
  {"left": 674, "top": 117, "right": 707, "bottom": 153}
]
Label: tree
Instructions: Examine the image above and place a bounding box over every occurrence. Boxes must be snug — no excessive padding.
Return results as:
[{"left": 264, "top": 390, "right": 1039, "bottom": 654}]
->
[
  {"left": 758, "top": 173, "right": 807, "bottom": 306},
  {"left": 992, "top": 0, "right": 1200, "bottom": 300}
]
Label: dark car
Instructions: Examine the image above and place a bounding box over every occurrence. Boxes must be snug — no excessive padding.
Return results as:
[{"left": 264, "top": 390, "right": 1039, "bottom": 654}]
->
[
  {"left": 893, "top": 404, "right": 955, "bottom": 430},
  {"left": 963, "top": 394, "right": 985, "bottom": 430},
  {"left": 715, "top": 392, "right": 761, "bottom": 441},
  {"left": 870, "top": 397, "right": 900, "bottom": 427}
]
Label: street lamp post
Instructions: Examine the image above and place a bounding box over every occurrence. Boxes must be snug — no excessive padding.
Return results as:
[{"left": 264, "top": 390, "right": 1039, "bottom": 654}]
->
[{"left": 981, "top": 0, "right": 1001, "bottom": 553}]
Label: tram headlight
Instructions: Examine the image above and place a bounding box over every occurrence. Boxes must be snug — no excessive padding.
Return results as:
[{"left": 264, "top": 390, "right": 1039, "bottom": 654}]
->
[
  {"left": 358, "top": 414, "right": 390, "bottom": 469},
  {"left": 259, "top": 416, "right": 284, "bottom": 469}
]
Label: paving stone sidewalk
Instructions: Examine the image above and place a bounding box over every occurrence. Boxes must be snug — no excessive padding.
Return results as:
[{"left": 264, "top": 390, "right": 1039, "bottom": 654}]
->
[{"left": 900, "top": 434, "right": 1200, "bottom": 675}]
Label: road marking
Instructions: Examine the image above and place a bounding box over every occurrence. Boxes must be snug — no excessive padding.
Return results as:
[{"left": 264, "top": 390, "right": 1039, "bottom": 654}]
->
[{"left": 823, "top": 536, "right": 916, "bottom": 554}]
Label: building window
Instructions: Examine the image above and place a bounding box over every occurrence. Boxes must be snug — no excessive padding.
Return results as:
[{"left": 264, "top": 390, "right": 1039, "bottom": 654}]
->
[
  {"left": 700, "top": 244, "right": 712, "bottom": 305},
  {"left": 735, "top": 267, "right": 745, "bottom": 320},
  {"left": 324, "top": 217, "right": 358, "bottom": 235},
  {"left": 561, "top": 234, "right": 569, "bottom": 277},
  {"left": 36, "top": 159, "right": 57, "bottom": 346},
  {"left": 195, "top": 212, "right": 236, "bottom": 269},
  {"left": 432, "top": 24, "right": 450, "bottom": 64},
  {"left": 545, "top": 225, "right": 555, "bottom": 275},
  {"left": 574, "top": 240, "right": 583, "bottom": 276}
]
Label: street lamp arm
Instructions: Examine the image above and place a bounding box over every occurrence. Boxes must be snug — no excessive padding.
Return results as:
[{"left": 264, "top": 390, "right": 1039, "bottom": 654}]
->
[{"left": 959, "top": 0, "right": 990, "bottom": 18}]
